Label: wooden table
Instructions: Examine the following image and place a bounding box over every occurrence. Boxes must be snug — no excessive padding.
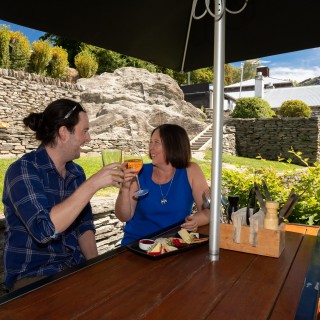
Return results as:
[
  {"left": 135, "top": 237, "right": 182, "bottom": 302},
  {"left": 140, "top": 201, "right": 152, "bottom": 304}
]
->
[{"left": 0, "top": 225, "right": 318, "bottom": 320}]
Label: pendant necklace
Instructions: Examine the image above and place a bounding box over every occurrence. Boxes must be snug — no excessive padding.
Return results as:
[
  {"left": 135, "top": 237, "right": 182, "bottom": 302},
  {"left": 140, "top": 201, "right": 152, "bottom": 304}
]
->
[{"left": 159, "top": 171, "right": 175, "bottom": 205}]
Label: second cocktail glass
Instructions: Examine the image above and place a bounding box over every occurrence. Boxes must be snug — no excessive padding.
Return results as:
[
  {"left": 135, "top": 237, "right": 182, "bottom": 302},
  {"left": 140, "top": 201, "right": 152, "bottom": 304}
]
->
[
  {"left": 101, "top": 149, "right": 122, "bottom": 166},
  {"left": 123, "top": 149, "right": 149, "bottom": 197}
]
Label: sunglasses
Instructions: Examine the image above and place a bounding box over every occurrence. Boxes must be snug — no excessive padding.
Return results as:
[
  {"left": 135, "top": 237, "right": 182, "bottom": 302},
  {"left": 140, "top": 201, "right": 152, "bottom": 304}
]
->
[{"left": 63, "top": 104, "right": 83, "bottom": 120}]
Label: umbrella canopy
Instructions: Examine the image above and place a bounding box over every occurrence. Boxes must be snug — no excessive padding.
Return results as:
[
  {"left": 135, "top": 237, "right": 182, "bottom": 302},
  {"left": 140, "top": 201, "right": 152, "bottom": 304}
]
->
[{"left": 1, "top": 0, "right": 320, "bottom": 72}]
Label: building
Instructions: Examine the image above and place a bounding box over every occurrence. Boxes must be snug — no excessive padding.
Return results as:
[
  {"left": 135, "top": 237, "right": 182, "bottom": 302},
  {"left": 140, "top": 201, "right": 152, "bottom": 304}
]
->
[{"left": 181, "top": 67, "right": 320, "bottom": 115}]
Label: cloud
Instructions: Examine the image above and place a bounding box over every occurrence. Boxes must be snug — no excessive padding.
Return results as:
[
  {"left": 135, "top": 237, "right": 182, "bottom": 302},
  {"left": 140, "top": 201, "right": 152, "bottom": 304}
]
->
[{"left": 270, "top": 66, "right": 320, "bottom": 83}]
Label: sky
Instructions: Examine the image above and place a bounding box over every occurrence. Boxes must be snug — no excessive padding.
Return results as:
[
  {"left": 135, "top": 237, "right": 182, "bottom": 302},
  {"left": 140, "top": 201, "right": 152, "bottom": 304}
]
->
[{"left": 1, "top": 19, "right": 320, "bottom": 83}]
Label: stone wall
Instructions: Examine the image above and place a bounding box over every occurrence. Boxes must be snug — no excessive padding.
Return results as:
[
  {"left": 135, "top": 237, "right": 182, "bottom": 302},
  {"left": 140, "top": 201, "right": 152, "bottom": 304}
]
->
[
  {"left": 0, "top": 68, "right": 147, "bottom": 157},
  {"left": 224, "top": 118, "right": 320, "bottom": 165}
]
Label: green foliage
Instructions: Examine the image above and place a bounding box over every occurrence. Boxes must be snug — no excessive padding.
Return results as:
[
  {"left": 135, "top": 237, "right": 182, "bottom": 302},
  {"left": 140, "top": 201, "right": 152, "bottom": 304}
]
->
[
  {"left": 0, "top": 158, "right": 16, "bottom": 213},
  {"left": 231, "top": 97, "right": 275, "bottom": 119},
  {"left": 9, "top": 31, "right": 31, "bottom": 71},
  {"left": 279, "top": 100, "right": 311, "bottom": 118},
  {"left": 85, "top": 45, "right": 125, "bottom": 73},
  {"left": 222, "top": 166, "right": 294, "bottom": 211},
  {"left": 40, "top": 33, "right": 82, "bottom": 68},
  {"left": 10, "top": 31, "right": 261, "bottom": 87},
  {"left": 190, "top": 68, "right": 213, "bottom": 84},
  {"left": 0, "top": 26, "right": 11, "bottom": 68},
  {"left": 1, "top": 151, "right": 320, "bottom": 225},
  {"left": 243, "top": 59, "right": 261, "bottom": 80},
  {"left": 224, "top": 64, "right": 235, "bottom": 85},
  {"left": 170, "top": 70, "right": 188, "bottom": 85},
  {"left": 74, "top": 50, "right": 98, "bottom": 78},
  {"left": 29, "top": 40, "right": 52, "bottom": 75},
  {"left": 123, "top": 55, "right": 158, "bottom": 73},
  {"left": 47, "top": 46, "right": 68, "bottom": 78},
  {"left": 220, "top": 149, "right": 320, "bottom": 226}
]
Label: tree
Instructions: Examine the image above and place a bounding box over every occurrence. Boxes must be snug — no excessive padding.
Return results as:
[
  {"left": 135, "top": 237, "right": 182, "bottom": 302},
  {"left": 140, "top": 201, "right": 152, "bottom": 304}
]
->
[
  {"left": 224, "top": 64, "right": 235, "bottom": 85},
  {"left": 242, "top": 59, "right": 261, "bottom": 81},
  {"left": 40, "top": 33, "right": 82, "bottom": 68},
  {"left": 47, "top": 46, "right": 68, "bottom": 79},
  {"left": 74, "top": 50, "right": 98, "bottom": 78},
  {"left": 82, "top": 44, "right": 125, "bottom": 73},
  {"left": 0, "top": 26, "right": 10, "bottom": 69},
  {"left": 29, "top": 40, "right": 52, "bottom": 75},
  {"left": 190, "top": 67, "right": 213, "bottom": 84},
  {"left": 9, "top": 31, "right": 31, "bottom": 71}
]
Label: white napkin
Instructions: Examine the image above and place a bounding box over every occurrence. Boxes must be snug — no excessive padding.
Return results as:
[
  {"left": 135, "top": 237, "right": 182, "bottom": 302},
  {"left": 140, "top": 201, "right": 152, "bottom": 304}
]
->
[
  {"left": 249, "top": 209, "right": 265, "bottom": 246},
  {"left": 232, "top": 208, "right": 247, "bottom": 243}
]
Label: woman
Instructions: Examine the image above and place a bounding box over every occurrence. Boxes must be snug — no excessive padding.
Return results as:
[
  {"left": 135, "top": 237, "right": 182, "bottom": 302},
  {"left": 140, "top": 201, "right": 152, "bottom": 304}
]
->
[{"left": 115, "top": 124, "right": 210, "bottom": 245}]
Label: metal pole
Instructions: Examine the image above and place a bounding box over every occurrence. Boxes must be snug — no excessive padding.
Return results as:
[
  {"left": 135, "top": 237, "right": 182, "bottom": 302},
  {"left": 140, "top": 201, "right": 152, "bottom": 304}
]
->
[
  {"left": 209, "top": 0, "right": 225, "bottom": 262},
  {"left": 239, "top": 62, "right": 244, "bottom": 98}
]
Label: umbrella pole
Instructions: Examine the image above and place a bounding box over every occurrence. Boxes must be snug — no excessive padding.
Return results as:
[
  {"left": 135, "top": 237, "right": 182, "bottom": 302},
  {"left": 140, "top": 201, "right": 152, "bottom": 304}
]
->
[{"left": 209, "top": 0, "right": 225, "bottom": 262}]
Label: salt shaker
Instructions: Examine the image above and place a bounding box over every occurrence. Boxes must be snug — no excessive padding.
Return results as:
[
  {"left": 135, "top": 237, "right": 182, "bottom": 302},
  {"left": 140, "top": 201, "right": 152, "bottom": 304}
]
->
[{"left": 264, "top": 201, "right": 279, "bottom": 230}]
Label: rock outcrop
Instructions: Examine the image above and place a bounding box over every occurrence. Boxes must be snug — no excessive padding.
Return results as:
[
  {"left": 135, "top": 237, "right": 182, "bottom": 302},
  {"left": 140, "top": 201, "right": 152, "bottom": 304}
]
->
[{"left": 77, "top": 67, "right": 207, "bottom": 142}]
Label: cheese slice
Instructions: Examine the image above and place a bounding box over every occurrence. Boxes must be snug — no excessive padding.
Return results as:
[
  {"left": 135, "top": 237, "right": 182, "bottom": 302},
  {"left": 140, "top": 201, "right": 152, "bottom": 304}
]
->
[
  {"left": 148, "top": 242, "right": 162, "bottom": 253},
  {"left": 178, "top": 229, "right": 193, "bottom": 244}
]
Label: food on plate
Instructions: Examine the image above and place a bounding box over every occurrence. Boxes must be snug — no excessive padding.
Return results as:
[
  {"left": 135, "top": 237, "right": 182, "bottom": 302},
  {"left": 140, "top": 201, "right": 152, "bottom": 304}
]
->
[
  {"left": 147, "top": 242, "right": 163, "bottom": 256},
  {"left": 145, "top": 229, "right": 208, "bottom": 256},
  {"left": 178, "top": 229, "right": 195, "bottom": 244}
]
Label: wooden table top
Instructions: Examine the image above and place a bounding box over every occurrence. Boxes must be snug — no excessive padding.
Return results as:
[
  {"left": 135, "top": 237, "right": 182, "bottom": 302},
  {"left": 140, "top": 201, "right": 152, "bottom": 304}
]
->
[{"left": 0, "top": 225, "right": 317, "bottom": 320}]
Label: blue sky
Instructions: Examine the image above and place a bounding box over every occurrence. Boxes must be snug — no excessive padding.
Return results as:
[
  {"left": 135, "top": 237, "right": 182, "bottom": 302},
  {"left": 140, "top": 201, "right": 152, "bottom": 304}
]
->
[{"left": 1, "top": 19, "right": 320, "bottom": 83}]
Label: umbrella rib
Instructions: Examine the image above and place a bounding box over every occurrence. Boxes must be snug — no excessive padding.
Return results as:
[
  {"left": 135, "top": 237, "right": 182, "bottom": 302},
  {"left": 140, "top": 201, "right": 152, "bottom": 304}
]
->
[{"left": 181, "top": 3, "right": 195, "bottom": 72}]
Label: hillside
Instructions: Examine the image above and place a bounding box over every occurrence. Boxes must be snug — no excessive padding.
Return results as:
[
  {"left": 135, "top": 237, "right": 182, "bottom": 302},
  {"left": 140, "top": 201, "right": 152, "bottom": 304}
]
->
[{"left": 299, "top": 76, "right": 320, "bottom": 86}]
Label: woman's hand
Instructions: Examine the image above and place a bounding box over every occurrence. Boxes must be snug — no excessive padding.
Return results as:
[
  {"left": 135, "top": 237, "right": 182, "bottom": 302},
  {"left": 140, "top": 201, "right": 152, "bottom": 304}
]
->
[
  {"left": 120, "top": 162, "right": 138, "bottom": 190},
  {"left": 181, "top": 214, "right": 198, "bottom": 232}
]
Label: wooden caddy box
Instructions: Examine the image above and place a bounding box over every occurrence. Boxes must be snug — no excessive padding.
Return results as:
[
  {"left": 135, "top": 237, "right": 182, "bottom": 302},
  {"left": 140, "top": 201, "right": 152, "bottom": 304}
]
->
[{"left": 219, "top": 223, "right": 286, "bottom": 258}]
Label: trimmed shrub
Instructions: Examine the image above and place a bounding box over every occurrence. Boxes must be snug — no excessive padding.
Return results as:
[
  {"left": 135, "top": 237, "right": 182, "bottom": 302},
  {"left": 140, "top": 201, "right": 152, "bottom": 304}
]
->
[
  {"left": 47, "top": 46, "right": 68, "bottom": 78},
  {"left": 279, "top": 100, "right": 311, "bottom": 118},
  {"left": 231, "top": 97, "right": 275, "bottom": 118},
  {"left": 0, "top": 27, "right": 10, "bottom": 68},
  {"left": 9, "top": 31, "right": 31, "bottom": 71},
  {"left": 74, "top": 50, "right": 98, "bottom": 78},
  {"left": 29, "top": 40, "right": 52, "bottom": 75}
]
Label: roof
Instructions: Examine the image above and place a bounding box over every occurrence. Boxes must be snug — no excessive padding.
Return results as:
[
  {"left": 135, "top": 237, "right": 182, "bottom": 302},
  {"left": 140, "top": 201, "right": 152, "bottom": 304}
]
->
[
  {"left": 225, "top": 77, "right": 292, "bottom": 89},
  {"left": 264, "top": 85, "right": 320, "bottom": 108},
  {"left": 225, "top": 85, "right": 320, "bottom": 108}
]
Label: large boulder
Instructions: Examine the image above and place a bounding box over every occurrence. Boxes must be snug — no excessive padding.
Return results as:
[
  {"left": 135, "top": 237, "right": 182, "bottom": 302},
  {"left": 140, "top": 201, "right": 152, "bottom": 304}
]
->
[{"left": 77, "top": 67, "right": 207, "bottom": 142}]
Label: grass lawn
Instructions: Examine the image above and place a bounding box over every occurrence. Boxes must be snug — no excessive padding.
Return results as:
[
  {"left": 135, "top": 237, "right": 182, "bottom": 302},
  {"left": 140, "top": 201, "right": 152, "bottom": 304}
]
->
[{"left": 0, "top": 152, "right": 302, "bottom": 214}]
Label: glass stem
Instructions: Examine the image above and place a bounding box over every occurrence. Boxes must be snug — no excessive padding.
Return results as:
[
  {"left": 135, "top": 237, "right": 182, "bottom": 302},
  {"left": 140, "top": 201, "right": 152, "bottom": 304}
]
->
[{"left": 136, "top": 175, "right": 141, "bottom": 190}]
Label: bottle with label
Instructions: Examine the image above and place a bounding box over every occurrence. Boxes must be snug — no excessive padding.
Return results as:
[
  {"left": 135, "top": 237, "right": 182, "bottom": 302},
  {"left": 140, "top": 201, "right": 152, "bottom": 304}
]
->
[{"left": 264, "top": 201, "right": 279, "bottom": 230}]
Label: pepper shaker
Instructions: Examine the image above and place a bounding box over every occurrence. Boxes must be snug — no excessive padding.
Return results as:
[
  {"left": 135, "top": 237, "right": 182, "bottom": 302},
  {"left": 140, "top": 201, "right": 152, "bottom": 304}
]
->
[{"left": 264, "top": 201, "right": 279, "bottom": 230}]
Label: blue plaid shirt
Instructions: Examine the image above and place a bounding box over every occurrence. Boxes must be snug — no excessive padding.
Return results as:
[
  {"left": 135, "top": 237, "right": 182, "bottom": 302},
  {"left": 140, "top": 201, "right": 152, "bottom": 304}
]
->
[{"left": 2, "top": 147, "right": 95, "bottom": 288}]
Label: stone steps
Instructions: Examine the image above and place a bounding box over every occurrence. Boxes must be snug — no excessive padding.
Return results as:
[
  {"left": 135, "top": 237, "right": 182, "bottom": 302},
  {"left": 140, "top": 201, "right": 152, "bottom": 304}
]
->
[{"left": 190, "top": 124, "right": 213, "bottom": 151}]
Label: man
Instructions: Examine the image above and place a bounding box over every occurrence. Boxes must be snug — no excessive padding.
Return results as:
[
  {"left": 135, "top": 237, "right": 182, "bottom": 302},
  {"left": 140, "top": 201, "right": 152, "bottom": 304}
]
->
[{"left": 2, "top": 98, "right": 123, "bottom": 291}]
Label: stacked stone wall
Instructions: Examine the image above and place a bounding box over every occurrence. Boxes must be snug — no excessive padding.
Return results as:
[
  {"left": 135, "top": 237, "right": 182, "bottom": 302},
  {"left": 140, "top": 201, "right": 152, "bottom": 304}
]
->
[
  {"left": 0, "top": 68, "right": 147, "bottom": 157},
  {"left": 224, "top": 118, "right": 320, "bottom": 165}
]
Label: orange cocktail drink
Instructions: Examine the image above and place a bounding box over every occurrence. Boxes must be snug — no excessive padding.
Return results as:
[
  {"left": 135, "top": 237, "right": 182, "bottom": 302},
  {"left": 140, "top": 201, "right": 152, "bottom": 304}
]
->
[{"left": 127, "top": 159, "right": 143, "bottom": 174}]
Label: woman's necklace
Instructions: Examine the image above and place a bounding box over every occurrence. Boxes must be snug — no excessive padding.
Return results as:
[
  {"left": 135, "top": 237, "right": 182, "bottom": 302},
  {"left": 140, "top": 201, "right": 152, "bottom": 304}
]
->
[{"left": 159, "top": 171, "right": 175, "bottom": 205}]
